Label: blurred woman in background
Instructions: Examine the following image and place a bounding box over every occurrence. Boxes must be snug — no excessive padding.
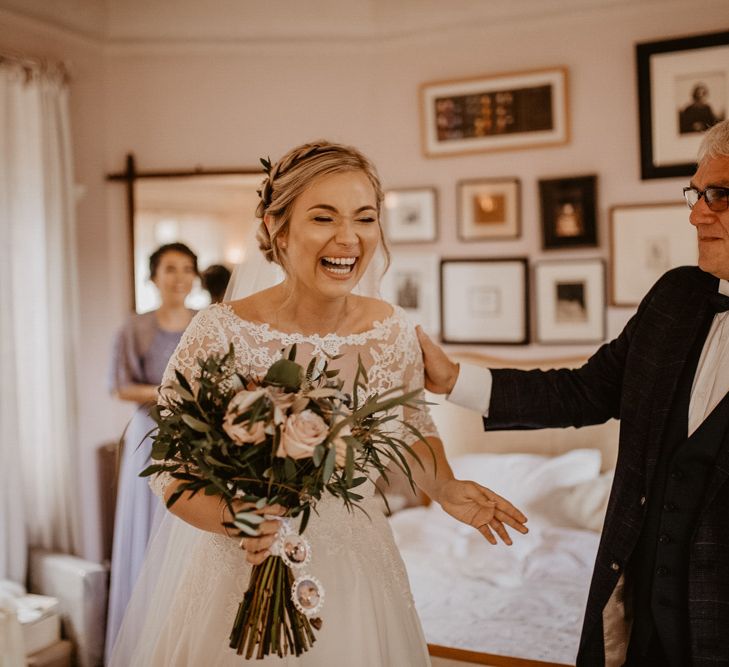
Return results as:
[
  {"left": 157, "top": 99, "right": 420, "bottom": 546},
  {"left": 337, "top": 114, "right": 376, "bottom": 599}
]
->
[{"left": 104, "top": 242, "right": 198, "bottom": 660}]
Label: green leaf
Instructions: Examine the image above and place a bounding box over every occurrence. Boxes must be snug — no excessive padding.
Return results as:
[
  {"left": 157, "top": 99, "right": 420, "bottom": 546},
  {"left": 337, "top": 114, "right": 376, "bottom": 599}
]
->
[
  {"left": 284, "top": 456, "right": 297, "bottom": 479},
  {"left": 264, "top": 359, "right": 303, "bottom": 389},
  {"left": 169, "top": 381, "right": 194, "bottom": 402},
  {"left": 299, "top": 505, "right": 311, "bottom": 534},
  {"left": 287, "top": 344, "right": 298, "bottom": 361},
  {"left": 181, "top": 414, "right": 211, "bottom": 432},
  {"left": 312, "top": 444, "right": 325, "bottom": 467},
  {"left": 322, "top": 445, "right": 336, "bottom": 482}
]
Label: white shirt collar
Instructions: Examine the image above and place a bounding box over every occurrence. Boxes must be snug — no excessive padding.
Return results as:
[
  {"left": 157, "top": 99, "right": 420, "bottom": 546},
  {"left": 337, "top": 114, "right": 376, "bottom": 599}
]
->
[{"left": 720, "top": 279, "right": 729, "bottom": 298}]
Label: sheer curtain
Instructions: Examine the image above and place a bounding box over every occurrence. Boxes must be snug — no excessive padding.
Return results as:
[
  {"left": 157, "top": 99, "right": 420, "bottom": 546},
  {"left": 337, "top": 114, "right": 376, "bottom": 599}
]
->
[{"left": 0, "top": 58, "right": 81, "bottom": 584}]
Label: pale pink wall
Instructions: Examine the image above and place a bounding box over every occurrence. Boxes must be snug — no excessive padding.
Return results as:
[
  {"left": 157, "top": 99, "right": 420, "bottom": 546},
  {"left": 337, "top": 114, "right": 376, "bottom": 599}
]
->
[{"left": 3, "top": 0, "right": 727, "bottom": 561}]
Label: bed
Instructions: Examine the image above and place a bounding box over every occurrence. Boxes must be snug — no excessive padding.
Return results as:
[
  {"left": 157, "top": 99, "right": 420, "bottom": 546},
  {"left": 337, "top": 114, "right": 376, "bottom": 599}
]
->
[{"left": 387, "top": 352, "right": 619, "bottom": 667}]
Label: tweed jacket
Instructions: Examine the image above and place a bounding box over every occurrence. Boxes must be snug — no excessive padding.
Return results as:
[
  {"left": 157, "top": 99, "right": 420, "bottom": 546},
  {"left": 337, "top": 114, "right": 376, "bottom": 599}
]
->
[{"left": 485, "top": 266, "right": 729, "bottom": 667}]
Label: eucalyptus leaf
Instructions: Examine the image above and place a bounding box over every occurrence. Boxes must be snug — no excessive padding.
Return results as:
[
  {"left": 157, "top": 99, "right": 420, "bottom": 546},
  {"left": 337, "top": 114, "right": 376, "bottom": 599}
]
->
[
  {"left": 182, "top": 414, "right": 211, "bottom": 432},
  {"left": 322, "top": 445, "right": 336, "bottom": 482}
]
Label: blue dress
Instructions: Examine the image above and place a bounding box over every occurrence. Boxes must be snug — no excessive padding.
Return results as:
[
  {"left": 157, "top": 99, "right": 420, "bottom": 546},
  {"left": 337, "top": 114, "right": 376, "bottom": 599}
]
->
[{"left": 104, "top": 310, "right": 193, "bottom": 661}]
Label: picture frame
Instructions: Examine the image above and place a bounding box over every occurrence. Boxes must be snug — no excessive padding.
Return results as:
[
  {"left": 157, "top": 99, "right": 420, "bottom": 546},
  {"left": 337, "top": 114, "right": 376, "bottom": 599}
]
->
[
  {"left": 610, "top": 202, "right": 697, "bottom": 306},
  {"left": 440, "top": 258, "right": 529, "bottom": 345},
  {"left": 539, "top": 175, "right": 598, "bottom": 249},
  {"left": 380, "top": 252, "right": 440, "bottom": 336},
  {"left": 382, "top": 187, "right": 438, "bottom": 243},
  {"left": 457, "top": 178, "right": 521, "bottom": 241},
  {"left": 637, "top": 30, "right": 729, "bottom": 179},
  {"left": 420, "top": 67, "right": 569, "bottom": 157},
  {"left": 534, "top": 259, "right": 606, "bottom": 345}
]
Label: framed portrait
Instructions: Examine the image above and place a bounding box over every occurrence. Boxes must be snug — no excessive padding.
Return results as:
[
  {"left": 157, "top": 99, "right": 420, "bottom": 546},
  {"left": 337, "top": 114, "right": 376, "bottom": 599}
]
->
[
  {"left": 457, "top": 178, "right": 521, "bottom": 241},
  {"left": 637, "top": 30, "right": 729, "bottom": 179},
  {"left": 440, "top": 258, "right": 528, "bottom": 345},
  {"left": 539, "top": 175, "right": 598, "bottom": 249},
  {"left": 610, "top": 202, "right": 697, "bottom": 306},
  {"left": 420, "top": 67, "right": 569, "bottom": 157},
  {"left": 534, "top": 259, "right": 606, "bottom": 344},
  {"left": 380, "top": 252, "right": 440, "bottom": 336},
  {"left": 382, "top": 187, "right": 437, "bottom": 243}
]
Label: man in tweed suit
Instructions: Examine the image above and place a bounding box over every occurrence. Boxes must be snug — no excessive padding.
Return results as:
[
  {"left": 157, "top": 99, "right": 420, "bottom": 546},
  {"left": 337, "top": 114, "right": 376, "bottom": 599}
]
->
[{"left": 417, "top": 119, "right": 729, "bottom": 667}]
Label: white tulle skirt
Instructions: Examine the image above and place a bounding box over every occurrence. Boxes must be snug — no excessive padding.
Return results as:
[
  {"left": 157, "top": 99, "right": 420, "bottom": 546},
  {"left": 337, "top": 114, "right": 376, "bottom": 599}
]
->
[{"left": 109, "top": 490, "right": 431, "bottom": 666}]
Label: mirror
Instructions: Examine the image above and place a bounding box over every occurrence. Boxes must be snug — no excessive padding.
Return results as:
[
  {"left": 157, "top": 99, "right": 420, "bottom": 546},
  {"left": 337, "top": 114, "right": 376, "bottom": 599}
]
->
[
  {"left": 133, "top": 174, "right": 262, "bottom": 312},
  {"left": 108, "top": 155, "right": 263, "bottom": 312}
]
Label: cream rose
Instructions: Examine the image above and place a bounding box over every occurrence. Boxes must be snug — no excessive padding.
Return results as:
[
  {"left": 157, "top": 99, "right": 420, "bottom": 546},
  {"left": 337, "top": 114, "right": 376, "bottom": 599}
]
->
[
  {"left": 223, "top": 389, "right": 267, "bottom": 445},
  {"left": 277, "top": 410, "right": 328, "bottom": 459}
]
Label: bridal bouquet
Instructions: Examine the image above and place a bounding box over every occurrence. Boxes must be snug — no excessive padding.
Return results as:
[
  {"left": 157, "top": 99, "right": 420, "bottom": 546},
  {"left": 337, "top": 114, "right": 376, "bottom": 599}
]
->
[{"left": 142, "top": 345, "right": 429, "bottom": 659}]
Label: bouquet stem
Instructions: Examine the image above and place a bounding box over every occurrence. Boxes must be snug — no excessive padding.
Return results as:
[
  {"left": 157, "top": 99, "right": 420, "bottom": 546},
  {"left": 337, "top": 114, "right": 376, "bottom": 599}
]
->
[{"left": 229, "top": 556, "right": 317, "bottom": 658}]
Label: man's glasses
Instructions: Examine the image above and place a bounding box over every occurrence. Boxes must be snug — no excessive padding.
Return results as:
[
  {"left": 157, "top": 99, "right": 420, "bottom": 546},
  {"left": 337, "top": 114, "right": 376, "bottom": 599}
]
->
[{"left": 683, "top": 186, "right": 729, "bottom": 212}]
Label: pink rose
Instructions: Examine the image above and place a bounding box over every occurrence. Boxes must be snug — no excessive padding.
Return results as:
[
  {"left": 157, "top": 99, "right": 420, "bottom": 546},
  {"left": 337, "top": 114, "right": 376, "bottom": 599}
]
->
[
  {"left": 277, "top": 410, "right": 328, "bottom": 459},
  {"left": 223, "top": 389, "right": 267, "bottom": 445},
  {"left": 265, "top": 387, "right": 297, "bottom": 424},
  {"left": 224, "top": 416, "right": 267, "bottom": 445},
  {"left": 227, "top": 389, "right": 266, "bottom": 414}
]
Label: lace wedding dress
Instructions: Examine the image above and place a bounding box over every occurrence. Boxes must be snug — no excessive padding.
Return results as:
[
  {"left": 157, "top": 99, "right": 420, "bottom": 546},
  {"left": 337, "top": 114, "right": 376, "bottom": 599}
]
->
[{"left": 110, "top": 303, "right": 436, "bottom": 666}]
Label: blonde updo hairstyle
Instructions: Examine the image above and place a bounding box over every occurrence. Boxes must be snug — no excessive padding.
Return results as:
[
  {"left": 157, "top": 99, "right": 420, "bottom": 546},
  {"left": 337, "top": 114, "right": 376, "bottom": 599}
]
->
[{"left": 255, "top": 140, "right": 390, "bottom": 275}]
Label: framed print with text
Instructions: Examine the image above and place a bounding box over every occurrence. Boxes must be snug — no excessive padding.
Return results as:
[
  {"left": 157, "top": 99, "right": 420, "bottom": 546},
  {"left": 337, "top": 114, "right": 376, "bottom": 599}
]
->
[{"left": 421, "top": 67, "right": 569, "bottom": 157}]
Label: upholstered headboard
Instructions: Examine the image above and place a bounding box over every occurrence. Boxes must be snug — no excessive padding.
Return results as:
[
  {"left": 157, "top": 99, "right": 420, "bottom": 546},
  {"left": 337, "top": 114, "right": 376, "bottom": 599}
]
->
[{"left": 429, "top": 352, "right": 619, "bottom": 472}]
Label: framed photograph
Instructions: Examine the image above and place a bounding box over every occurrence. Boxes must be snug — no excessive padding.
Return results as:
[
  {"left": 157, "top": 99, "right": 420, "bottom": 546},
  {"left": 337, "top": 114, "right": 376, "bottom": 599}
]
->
[
  {"left": 383, "top": 187, "right": 437, "bottom": 243},
  {"left": 457, "top": 178, "right": 521, "bottom": 241},
  {"left": 420, "top": 67, "right": 569, "bottom": 157},
  {"left": 380, "top": 252, "right": 440, "bottom": 336},
  {"left": 534, "top": 259, "right": 606, "bottom": 344},
  {"left": 440, "top": 258, "right": 528, "bottom": 345},
  {"left": 610, "top": 202, "right": 697, "bottom": 306},
  {"left": 637, "top": 30, "right": 729, "bottom": 179},
  {"left": 539, "top": 175, "right": 598, "bottom": 249}
]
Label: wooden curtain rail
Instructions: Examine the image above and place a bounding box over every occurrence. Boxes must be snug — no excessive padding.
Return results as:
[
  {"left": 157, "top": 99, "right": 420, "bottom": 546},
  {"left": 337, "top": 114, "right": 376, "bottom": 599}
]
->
[{"left": 0, "top": 49, "right": 71, "bottom": 83}]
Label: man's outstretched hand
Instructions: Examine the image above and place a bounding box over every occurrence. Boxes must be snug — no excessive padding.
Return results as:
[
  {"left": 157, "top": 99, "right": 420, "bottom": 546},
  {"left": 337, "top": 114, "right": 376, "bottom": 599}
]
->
[{"left": 416, "top": 326, "right": 460, "bottom": 395}]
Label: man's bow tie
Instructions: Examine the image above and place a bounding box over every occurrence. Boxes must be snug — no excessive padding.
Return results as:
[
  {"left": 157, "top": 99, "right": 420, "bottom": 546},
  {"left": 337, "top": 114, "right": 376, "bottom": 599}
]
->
[{"left": 709, "top": 291, "right": 729, "bottom": 313}]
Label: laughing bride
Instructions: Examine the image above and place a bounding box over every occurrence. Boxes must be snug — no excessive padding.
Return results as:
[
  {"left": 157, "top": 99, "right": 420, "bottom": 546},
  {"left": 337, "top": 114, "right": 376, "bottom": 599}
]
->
[{"left": 109, "top": 140, "right": 528, "bottom": 666}]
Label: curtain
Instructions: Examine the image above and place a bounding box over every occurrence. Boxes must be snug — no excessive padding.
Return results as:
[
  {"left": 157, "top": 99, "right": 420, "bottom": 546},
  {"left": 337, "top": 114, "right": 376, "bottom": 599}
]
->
[{"left": 0, "top": 60, "right": 81, "bottom": 584}]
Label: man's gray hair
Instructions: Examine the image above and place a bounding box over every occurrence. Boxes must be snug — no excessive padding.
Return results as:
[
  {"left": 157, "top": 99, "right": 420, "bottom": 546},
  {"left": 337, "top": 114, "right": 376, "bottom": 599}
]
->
[{"left": 698, "top": 119, "right": 729, "bottom": 163}]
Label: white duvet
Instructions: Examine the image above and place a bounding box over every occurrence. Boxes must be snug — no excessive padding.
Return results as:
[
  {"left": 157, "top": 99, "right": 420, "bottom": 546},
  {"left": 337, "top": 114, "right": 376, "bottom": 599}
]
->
[{"left": 389, "top": 450, "right": 610, "bottom": 664}]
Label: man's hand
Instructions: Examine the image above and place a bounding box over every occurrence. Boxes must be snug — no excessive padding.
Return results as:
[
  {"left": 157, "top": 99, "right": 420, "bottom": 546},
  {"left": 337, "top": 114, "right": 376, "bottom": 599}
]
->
[
  {"left": 437, "top": 479, "right": 528, "bottom": 545},
  {"left": 416, "top": 326, "right": 460, "bottom": 395}
]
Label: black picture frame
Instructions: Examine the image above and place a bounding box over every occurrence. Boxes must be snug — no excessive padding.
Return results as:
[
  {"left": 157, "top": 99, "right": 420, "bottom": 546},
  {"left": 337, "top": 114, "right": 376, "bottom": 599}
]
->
[
  {"left": 539, "top": 175, "right": 598, "bottom": 249},
  {"left": 637, "top": 30, "right": 729, "bottom": 180},
  {"left": 439, "top": 257, "right": 529, "bottom": 345}
]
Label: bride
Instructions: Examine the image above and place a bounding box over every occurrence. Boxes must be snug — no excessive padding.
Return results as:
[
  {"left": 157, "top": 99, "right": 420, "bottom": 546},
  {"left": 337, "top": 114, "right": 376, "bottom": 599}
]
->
[{"left": 110, "top": 140, "right": 528, "bottom": 666}]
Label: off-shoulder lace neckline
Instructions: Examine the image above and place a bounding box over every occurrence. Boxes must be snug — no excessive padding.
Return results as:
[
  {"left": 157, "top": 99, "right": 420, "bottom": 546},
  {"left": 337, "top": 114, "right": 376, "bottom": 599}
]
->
[{"left": 214, "top": 302, "right": 402, "bottom": 345}]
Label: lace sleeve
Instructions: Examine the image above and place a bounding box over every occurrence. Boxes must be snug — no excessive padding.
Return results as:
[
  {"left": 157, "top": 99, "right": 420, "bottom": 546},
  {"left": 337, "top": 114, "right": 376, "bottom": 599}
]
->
[
  {"left": 398, "top": 320, "right": 440, "bottom": 444},
  {"left": 149, "top": 307, "right": 229, "bottom": 499}
]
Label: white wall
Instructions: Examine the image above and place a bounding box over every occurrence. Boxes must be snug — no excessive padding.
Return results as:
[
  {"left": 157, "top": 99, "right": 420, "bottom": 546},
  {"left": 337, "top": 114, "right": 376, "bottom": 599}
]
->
[{"left": 2, "top": 0, "right": 727, "bottom": 561}]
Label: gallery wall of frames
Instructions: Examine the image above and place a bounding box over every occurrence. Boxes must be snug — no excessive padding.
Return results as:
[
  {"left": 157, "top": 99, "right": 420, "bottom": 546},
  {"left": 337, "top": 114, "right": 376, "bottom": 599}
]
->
[{"left": 380, "top": 29, "right": 728, "bottom": 346}]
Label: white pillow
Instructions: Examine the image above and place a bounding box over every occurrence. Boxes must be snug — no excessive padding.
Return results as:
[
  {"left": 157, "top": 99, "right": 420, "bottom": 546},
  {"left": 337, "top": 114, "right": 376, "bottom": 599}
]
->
[
  {"left": 528, "top": 469, "right": 614, "bottom": 532},
  {"left": 449, "top": 449, "right": 602, "bottom": 506}
]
